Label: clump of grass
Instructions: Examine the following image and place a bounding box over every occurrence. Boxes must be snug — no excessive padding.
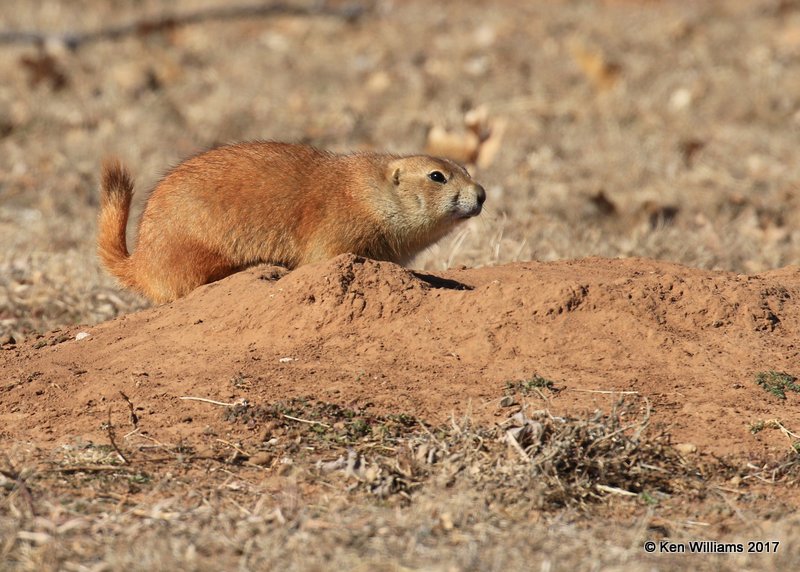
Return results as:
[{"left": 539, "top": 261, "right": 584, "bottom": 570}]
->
[
  {"left": 230, "top": 372, "right": 250, "bottom": 389},
  {"left": 755, "top": 371, "right": 800, "bottom": 400},
  {"left": 223, "top": 397, "right": 418, "bottom": 447},
  {"left": 220, "top": 395, "right": 690, "bottom": 509},
  {"left": 505, "top": 374, "right": 559, "bottom": 395},
  {"left": 501, "top": 399, "right": 694, "bottom": 507}
]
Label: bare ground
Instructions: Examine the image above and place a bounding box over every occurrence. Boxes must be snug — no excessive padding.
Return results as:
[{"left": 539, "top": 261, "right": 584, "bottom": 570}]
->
[{"left": 2, "top": 0, "right": 800, "bottom": 570}]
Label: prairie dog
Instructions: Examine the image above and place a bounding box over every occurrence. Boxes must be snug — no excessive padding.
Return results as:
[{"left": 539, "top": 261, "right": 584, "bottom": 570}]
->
[{"left": 98, "top": 141, "right": 486, "bottom": 302}]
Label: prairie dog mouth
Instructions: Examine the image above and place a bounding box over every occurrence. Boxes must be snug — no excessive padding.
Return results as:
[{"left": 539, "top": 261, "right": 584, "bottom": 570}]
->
[
  {"left": 454, "top": 203, "right": 483, "bottom": 219},
  {"left": 453, "top": 185, "right": 486, "bottom": 219}
]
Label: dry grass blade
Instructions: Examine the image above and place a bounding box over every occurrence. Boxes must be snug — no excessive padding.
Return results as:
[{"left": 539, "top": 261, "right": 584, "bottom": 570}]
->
[
  {"left": 179, "top": 396, "right": 243, "bottom": 407},
  {"left": 282, "top": 414, "right": 332, "bottom": 428},
  {"left": 119, "top": 391, "right": 139, "bottom": 429},
  {"left": 104, "top": 408, "right": 130, "bottom": 465}
]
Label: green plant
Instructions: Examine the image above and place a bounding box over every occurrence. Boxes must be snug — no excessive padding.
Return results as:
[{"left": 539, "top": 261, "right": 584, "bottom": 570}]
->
[
  {"left": 505, "top": 374, "right": 558, "bottom": 395},
  {"left": 755, "top": 371, "right": 800, "bottom": 400}
]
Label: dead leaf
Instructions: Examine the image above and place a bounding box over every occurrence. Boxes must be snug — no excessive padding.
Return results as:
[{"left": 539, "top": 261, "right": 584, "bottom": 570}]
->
[
  {"left": 476, "top": 117, "right": 506, "bottom": 169},
  {"left": 425, "top": 125, "right": 480, "bottom": 165},
  {"left": 641, "top": 201, "right": 679, "bottom": 229},
  {"left": 19, "top": 52, "right": 69, "bottom": 90},
  {"left": 569, "top": 41, "right": 621, "bottom": 91},
  {"left": 427, "top": 105, "right": 506, "bottom": 168},
  {"left": 588, "top": 190, "right": 617, "bottom": 217},
  {"left": 679, "top": 138, "right": 706, "bottom": 167}
]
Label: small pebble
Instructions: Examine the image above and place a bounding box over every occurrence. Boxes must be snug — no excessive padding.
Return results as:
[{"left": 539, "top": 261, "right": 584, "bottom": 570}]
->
[
  {"left": 249, "top": 452, "right": 273, "bottom": 466},
  {"left": 499, "top": 396, "right": 517, "bottom": 408}
]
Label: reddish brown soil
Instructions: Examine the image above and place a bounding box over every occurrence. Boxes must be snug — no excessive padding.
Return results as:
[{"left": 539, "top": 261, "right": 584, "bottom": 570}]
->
[{"left": 2, "top": 255, "right": 799, "bottom": 459}]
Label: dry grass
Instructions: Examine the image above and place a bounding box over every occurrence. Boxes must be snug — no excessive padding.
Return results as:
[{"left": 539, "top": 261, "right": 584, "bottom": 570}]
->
[
  {"left": 3, "top": 0, "right": 800, "bottom": 568},
  {"left": 2, "top": 397, "right": 799, "bottom": 571}
]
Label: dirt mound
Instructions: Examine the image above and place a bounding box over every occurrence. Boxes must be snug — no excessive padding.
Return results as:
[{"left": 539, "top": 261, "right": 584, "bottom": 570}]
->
[{"left": 2, "top": 255, "right": 799, "bottom": 458}]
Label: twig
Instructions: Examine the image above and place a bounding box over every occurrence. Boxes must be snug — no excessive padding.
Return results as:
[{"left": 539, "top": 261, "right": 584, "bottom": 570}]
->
[
  {"left": 123, "top": 428, "right": 140, "bottom": 439},
  {"left": 180, "top": 396, "right": 241, "bottom": 407},
  {"left": 417, "top": 419, "right": 443, "bottom": 447},
  {"left": 590, "top": 418, "right": 646, "bottom": 449},
  {"left": 588, "top": 403, "right": 651, "bottom": 450},
  {"left": 283, "top": 414, "right": 331, "bottom": 429},
  {"left": 595, "top": 484, "right": 637, "bottom": 497},
  {"left": 216, "top": 439, "right": 251, "bottom": 458},
  {"left": 534, "top": 387, "right": 551, "bottom": 406},
  {"left": 504, "top": 430, "right": 531, "bottom": 463},
  {"left": 767, "top": 419, "right": 800, "bottom": 440},
  {"left": 565, "top": 388, "right": 640, "bottom": 395},
  {"left": 133, "top": 433, "right": 171, "bottom": 448},
  {"left": 49, "top": 465, "right": 134, "bottom": 474},
  {"left": 105, "top": 408, "right": 130, "bottom": 465},
  {"left": 0, "top": 2, "right": 366, "bottom": 50},
  {"left": 119, "top": 391, "right": 139, "bottom": 428},
  {"left": 0, "top": 380, "right": 25, "bottom": 393},
  {"left": 742, "top": 457, "right": 799, "bottom": 483},
  {"left": 631, "top": 396, "right": 652, "bottom": 441},
  {"left": 47, "top": 454, "right": 230, "bottom": 471}
]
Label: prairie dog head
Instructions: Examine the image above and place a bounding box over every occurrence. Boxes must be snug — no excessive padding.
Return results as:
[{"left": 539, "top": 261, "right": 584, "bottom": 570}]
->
[{"left": 383, "top": 156, "right": 486, "bottom": 231}]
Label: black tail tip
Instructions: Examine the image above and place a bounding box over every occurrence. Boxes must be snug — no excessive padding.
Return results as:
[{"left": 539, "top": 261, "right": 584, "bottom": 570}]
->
[{"left": 101, "top": 157, "right": 133, "bottom": 196}]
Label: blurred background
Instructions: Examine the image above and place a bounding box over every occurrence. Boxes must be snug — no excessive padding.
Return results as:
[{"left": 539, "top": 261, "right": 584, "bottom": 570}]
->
[{"left": 1, "top": 0, "right": 799, "bottom": 339}]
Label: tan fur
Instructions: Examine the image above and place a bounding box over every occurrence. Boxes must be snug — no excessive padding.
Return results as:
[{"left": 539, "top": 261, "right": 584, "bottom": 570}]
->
[{"left": 97, "top": 141, "right": 486, "bottom": 303}]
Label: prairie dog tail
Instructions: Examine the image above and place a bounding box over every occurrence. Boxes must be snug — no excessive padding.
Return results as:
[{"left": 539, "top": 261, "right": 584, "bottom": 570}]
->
[{"left": 97, "top": 158, "right": 137, "bottom": 290}]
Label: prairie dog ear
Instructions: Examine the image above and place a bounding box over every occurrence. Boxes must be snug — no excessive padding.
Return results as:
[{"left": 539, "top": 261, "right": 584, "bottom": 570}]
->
[{"left": 386, "top": 161, "right": 402, "bottom": 186}]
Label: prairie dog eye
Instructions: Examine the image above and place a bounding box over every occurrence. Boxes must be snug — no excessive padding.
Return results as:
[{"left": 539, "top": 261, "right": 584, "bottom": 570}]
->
[{"left": 428, "top": 171, "right": 447, "bottom": 184}]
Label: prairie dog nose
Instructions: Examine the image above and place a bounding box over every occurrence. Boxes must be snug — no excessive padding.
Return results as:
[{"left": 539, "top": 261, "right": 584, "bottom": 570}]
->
[{"left": 475, "top": 184, "right": 486, "bottom": 206}]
